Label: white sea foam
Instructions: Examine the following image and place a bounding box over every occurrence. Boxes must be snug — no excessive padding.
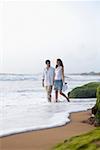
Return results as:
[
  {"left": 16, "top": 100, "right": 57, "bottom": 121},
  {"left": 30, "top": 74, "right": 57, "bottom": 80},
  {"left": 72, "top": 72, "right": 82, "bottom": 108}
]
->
[
  {"left": 0, "top": 74, "right": 99, "bottom": 137},
  {"left": 0, "top": 74, "right": 37, "bottom": 81}
]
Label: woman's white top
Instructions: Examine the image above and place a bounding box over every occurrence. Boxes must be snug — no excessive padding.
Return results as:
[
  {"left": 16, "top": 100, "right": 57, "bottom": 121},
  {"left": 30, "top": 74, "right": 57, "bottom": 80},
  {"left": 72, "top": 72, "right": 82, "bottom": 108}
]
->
[{"left": 55, "top": 66, "right": 63, "bottom": 80}]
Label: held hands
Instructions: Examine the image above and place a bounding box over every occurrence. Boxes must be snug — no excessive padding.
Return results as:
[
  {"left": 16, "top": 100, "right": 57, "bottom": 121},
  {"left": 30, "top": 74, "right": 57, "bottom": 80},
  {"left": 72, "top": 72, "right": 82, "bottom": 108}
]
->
[
  {"left": 62, "top": 77, "right": 65, "bottom": 83},
  {"left": 53, "top": 79, "right": 55, "bottom": 85}
]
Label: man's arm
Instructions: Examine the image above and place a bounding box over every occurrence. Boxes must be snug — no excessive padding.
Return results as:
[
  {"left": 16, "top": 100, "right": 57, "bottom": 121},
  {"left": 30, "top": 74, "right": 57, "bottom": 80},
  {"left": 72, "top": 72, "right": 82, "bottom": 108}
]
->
[
  {"left": 42, "top": 69, "right": 45, "bottom": 87},
  {"left": 42, "top": 79, "right": 44, "bottom": 87}
]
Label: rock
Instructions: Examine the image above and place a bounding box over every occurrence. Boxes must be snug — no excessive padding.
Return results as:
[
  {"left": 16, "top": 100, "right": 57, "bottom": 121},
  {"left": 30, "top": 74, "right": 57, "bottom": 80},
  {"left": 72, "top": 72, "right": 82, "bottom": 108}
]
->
[{"left": 68, "top": 82, "right": 100, "bottom": 98}]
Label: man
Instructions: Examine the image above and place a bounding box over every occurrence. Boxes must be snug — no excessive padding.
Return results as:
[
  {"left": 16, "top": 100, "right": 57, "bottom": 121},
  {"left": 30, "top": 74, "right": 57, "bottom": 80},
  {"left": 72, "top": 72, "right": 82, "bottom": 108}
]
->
[{"left": 42, "top": 60, "right": 55, "bottom": 102}]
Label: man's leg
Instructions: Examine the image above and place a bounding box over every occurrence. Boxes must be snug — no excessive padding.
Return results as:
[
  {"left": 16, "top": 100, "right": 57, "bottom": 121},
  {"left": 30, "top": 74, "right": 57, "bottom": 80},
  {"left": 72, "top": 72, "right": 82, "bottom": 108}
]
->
[
  {"left": 48, "top": 86, "right": 52, "bottom": 102},
  {"left": 46, "top": 86, "right": 52, "bottom": 102}
]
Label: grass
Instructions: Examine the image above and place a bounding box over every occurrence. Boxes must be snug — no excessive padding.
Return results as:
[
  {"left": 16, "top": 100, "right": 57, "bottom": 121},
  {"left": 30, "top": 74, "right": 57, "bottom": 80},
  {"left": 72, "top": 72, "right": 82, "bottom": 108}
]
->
[
  {"left": 95, "top": 86, "right": 100, "bottom": 125},
  {"left": 53, "top": 128, "right": 100, "bottom": 150}
]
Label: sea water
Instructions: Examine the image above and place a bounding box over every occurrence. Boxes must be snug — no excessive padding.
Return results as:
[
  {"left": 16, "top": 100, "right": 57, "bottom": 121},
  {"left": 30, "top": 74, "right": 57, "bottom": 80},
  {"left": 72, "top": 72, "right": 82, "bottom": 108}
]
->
[{"left": 0, "top": 74, "right": 100, "bottom": 137}]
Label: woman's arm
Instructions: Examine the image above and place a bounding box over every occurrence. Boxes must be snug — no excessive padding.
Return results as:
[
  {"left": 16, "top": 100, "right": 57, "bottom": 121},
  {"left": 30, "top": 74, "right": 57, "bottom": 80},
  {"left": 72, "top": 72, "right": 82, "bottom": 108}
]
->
[{"left": 62, "top": 67, "right": 64, "bottom": 82}]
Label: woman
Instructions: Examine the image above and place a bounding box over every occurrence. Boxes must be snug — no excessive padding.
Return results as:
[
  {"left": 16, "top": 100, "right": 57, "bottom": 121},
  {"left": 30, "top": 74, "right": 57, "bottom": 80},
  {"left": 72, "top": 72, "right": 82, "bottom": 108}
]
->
[{"left": 54, "top": 59, "right": 70, "bottom": 102}]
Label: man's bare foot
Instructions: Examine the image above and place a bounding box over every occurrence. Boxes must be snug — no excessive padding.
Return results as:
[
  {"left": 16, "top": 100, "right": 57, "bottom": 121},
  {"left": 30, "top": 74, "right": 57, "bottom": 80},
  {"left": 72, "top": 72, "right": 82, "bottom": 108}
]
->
[{"left": 48, "top": 99, "right": 51, "bottom": 102}]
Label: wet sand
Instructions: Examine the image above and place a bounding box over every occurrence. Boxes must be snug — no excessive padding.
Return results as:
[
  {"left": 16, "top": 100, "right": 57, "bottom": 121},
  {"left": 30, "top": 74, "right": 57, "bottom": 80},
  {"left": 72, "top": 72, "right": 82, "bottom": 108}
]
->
[{"left": 0, "top": 110, "right": 95, "bottom": 150}]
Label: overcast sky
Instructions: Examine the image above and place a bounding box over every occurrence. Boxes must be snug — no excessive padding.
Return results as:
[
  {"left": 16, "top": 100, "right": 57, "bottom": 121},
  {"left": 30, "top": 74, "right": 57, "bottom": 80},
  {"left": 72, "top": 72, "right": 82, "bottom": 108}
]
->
[{"left": 0, "top": 0, "right": 100, "bottom": 74}]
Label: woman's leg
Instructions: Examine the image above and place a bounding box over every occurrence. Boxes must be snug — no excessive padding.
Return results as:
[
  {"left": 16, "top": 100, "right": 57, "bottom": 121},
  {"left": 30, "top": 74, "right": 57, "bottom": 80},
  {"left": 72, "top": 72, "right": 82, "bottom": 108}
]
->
[
  {"left": 60, "top": 90, "right": 70, "bottom": 102},
  {"left": 55, "top": 90, "right": 58, "bottom": 102}
]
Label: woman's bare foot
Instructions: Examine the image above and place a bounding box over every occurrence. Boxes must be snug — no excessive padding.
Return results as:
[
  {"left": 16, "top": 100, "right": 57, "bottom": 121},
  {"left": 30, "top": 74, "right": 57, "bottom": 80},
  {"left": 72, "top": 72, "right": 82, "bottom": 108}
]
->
[{"left": 67, "top": 97, "right": 70, "bottom": 102}]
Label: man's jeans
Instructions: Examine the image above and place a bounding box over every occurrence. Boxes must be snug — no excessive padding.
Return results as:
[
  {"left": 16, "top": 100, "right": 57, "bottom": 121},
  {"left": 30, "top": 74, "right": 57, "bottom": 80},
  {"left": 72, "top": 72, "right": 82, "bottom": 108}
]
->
[{"left": 46, "top": 86, "right": 52, "bottom": 102}]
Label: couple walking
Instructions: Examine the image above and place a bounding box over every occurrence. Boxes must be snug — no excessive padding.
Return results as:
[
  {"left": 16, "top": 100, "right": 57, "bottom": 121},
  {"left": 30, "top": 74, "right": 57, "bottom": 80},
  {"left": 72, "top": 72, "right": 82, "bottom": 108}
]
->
[{"left": 42, "top": 59, "right": 70, "bottom": 102}]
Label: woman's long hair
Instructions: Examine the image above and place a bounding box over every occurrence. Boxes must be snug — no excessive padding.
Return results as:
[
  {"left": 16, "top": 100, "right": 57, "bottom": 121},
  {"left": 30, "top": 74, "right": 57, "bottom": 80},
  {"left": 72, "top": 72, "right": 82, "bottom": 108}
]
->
[{"left": 55, "top": 59, "right": 64, "bottom": 68}]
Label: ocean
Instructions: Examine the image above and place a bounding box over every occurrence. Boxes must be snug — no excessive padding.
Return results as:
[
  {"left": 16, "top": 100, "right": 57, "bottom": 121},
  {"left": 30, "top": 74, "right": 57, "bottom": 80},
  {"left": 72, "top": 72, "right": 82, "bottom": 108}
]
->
[{"left": 0, "top": 73, "right": 100, "bottom": 137}]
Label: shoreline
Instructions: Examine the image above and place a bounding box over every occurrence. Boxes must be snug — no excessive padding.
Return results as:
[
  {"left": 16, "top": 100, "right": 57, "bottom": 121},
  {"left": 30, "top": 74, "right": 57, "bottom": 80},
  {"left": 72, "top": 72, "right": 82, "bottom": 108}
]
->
[
  {"left": 0, "top": 109, "right": 91, "bottom": 138},
  {"left": 0, "top": 109, "right": 95, "bottom": 150}
]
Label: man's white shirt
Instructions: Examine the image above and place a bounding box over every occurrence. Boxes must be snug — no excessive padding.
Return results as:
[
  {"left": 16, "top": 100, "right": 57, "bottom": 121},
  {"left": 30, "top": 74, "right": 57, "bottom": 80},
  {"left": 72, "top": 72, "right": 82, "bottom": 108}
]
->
[{"left": 43, "top": 67, "right": 55, "bottom": 86}]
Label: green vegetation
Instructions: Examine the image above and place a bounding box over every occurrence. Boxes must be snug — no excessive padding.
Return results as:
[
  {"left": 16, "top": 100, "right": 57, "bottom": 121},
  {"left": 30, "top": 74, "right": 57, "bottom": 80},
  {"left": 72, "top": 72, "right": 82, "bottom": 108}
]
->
[
  {"left": 68, "top": 82, "right": 100, "bottom": 98},
  {"left": 95, "top": 86, "right": 100, "bottom": 125},
  {"left": 53, "top": 84, "right": 100, "bottom": 150},
  {"left": 53, "top": 128, "right": 100, "bottom": 150}
]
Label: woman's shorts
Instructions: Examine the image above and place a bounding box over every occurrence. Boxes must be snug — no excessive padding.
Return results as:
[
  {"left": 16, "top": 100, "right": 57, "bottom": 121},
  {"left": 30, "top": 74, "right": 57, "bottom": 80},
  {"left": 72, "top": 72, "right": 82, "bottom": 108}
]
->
[{"left": 54, "top": 80, "right": 63, "bottom": 91}]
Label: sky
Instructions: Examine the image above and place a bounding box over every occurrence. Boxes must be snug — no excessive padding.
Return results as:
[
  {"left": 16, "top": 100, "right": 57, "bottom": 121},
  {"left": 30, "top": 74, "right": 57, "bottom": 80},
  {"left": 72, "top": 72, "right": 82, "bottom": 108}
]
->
[{"left": 0, "top": 0, "right": 100, "bottom": 74}]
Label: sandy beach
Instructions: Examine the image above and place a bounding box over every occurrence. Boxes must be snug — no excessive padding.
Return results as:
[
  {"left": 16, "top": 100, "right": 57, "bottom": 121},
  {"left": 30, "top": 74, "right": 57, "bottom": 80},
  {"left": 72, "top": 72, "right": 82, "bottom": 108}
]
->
[{"left": 0, "top": 110, "right": 95, "bottom": 150}]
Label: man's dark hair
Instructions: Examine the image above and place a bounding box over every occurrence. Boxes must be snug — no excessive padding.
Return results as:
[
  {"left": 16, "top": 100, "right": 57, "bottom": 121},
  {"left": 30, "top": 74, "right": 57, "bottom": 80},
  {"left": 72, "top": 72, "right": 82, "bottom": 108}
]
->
[{"left": 45, "top": 60, "right": 50, "bottom": 64}]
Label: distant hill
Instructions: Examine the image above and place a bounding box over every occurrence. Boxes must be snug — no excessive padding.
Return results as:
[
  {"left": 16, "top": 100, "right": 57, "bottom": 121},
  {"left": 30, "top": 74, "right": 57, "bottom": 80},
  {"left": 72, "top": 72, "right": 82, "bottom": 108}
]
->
[
  {"left": 81, "top": 72, "right": 100, "bottom": 76},
  {"left": 68, "top": 72, "right": 100, "bottom": 76}
]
